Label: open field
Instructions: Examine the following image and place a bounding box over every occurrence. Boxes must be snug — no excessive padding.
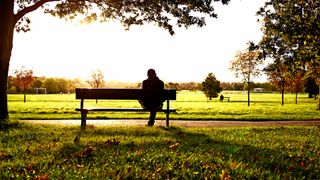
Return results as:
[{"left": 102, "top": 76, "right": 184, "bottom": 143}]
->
[
  {"left": 8, "top": 91, "right": 320, "bottom": 121},
  {"left": 1, "top": 123, "right": 319, "bottom": 179}
]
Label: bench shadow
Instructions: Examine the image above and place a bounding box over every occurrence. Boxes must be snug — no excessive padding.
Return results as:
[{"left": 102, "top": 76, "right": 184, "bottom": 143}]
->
[{"left": 50, "top": 126, "right": 319, "bottom": 178}]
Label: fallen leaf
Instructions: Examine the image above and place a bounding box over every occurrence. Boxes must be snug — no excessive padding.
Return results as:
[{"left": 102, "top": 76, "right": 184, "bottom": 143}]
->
[
  {"left": 76, "top": 164, "right": 84, "bottom": 168},
  {"left": 87, "top": 125, "right": 95, "bottom": 129},
  {"left": 220, "top": 169, "right": 231, "bottom": 180},
  {"left": 74, "top": 146, "right": 95, "bottom": 158},
  {"left": 27, "top": 163, "right": 33, "bottom": 171},
  {"left": 38, "top": 173, "right": 50, "bottom": 180},
  {"left": 169, "top": 142, "right": 180, "bottom": 149},
  {"left": 105, "top": 138, "right": 120, "bottom": 147}
]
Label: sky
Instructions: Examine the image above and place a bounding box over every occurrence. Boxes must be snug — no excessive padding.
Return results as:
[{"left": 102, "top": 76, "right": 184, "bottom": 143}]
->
[{"left": 10, "top": 0, "right": 268, "bottom": 83}]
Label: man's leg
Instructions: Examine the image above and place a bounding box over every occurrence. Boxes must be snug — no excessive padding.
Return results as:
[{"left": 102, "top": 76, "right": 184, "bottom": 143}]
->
[{"left": 148, "top": 110, "right": 156, "bottom": 126}]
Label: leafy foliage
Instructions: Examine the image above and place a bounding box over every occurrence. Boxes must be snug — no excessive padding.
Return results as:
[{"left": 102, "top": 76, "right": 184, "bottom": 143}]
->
[
  {"left": 257, "top": 0, "right": 320, "bottom": 82},
  {"left": 201, "top": 73, "right": 222, "bottom": 99},
  {"left": 13, "top": 66, "right": 35, "bottom": 103},
  {"left": 257, "top": 0, "right": 320, "bottom": 108},
  {"left": 14, "top": 66, "right": 34, "bottom": 92},
  {"left": 229, "top": 48, "right": 263, "bottom": 83},
  {"left": 15, "top": 0, "right": 231, "bottom": 35},
  {"left": 305, "top": 77, "right": 319, "bottom": 98},
  {"left": 229, "top": 47, "right": 263, "bottom": 106}
]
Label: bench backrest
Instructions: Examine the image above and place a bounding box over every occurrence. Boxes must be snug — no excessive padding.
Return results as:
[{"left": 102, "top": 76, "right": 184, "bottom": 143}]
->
[{"left": 75, "top": 88, "right": 176, "bottom": 100}]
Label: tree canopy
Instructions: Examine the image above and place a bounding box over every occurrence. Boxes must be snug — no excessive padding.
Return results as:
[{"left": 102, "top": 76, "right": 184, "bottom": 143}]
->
[
  {"left": 257, "top": 0, "right": 320, "bottom": 108},
  {"left": 229, "top": 47, "right": 263, "bottom": 106},
  {"left": 257, "top": 0, "right": 320, "bottom": 79},
  {"left": 201, "top": 72, "right": 222, "bottom": 100},
  {"left": 14, "top": 0, "right": 230, "bottom": 35}
]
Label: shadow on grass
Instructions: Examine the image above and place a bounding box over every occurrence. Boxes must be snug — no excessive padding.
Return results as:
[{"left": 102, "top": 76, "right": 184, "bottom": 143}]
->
[
  {"left": 0, "top": 121, "right": 21, "bottom": 131},
  {"left": 50, "top": 126, "right": 320, "bottom": 179},
  {"left": 1, "top": 123, "right": 317, "bottom": 178}
]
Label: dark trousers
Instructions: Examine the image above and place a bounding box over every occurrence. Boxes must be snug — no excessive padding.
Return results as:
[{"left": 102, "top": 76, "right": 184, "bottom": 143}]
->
[
  {"left": 148, "top": 110, "right": 157, "bottom": 126},
  {"left": 139, "top": 100, "right": 162, "bottom": 126}
]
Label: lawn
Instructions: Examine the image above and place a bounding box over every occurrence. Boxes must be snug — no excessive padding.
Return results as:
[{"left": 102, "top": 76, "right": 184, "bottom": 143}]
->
[
  {"left": 0, "top": 123, "right": 319, "bottom": 179},
  {"left": 8, "top": 91, "right": 320, "bottom": 121}
]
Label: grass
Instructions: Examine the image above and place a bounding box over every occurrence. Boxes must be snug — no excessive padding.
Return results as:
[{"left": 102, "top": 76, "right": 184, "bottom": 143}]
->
[
  {"left": 8, "top": 91, "right": 320, "bottom": 121},
  {"left": 0, "top": 122, "right": 319, "bottom": 179}
]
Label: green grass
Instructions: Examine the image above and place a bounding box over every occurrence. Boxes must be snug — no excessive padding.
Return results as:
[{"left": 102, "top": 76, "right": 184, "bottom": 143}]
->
[
  {"left": 1, "top": 122, "right": 319, "bottom": 179},
  {"left": 8, "top": 91, "right": 320, "bottom": 120}
]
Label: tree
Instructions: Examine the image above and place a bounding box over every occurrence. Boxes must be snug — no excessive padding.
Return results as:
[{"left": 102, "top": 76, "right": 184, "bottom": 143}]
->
[
  {"left": 42, "top": 78, "right": 59, "bottom": 94},
  {"left": 56, "top": 78, "right": 69, "bottom": 93},
  {"left": 86, "top": 69, "right": 105, "bottom": 88},
  {"left": 288, "top": 70, "right": 305, "bottom": 104},
  {"left": 86, "top": 69, "right": 105, "bottom": 103},
  {"left": 229, "top": 47, "right": 263, "bottom": 106},
  {"left": 264, "top": 61, "right": 291, "bottom": 106},
  {"left": 257, "top": 0, "right": 320, "bottom": 109},
  {"left": 14, "top": 67, "right": 35, "bottom": 103},
  {"left": 201, "top": 73, "right": 222, "bottom": 100},
  {"left": 32, "top": 79, "right": 43, "bottom": 89},
  {"left": 166, "top": 82, "right": 179, "bottom": 90},
  {"left": 0, "top": 0, "right": 231, "bottom": 122},
  {"left": 305, "top": 77, "right": 319, "bottom": 99},
  {"left": 179, "top": 82, "right": 201, "bottom": 91}
]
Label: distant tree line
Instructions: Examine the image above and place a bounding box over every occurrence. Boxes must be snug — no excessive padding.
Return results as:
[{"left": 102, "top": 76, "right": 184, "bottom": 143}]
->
[
  {"left": 8, "top": 76, "right": 87, "bottom": 94},
  {"left": 7, "top": 76, "right": 318, "bottom": 95}
]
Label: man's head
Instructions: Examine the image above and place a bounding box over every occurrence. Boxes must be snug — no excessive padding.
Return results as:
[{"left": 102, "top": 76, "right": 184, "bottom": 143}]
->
[{"left": 147, "top": 69, "right": 156, "bottom": 77}]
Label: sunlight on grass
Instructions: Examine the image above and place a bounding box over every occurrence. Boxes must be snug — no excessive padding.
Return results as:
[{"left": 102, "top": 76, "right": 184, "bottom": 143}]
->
[
  {"left": 8, "top": 91, "right": 320, "bottom": 120},
  {"left": 0, "top": 123, "right": 319, "bottom": 179}
]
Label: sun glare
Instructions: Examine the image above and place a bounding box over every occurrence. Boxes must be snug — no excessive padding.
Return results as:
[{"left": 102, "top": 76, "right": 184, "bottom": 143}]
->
[{"left": 11, "top": 1, "right": 267, "bottom": 83}]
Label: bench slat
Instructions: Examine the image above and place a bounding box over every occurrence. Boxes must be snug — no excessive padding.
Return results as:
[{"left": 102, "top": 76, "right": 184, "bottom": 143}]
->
[
  {"left": 76, "top": 88, "right": 176, "bottom": 100},
  {"left": 75, "top": 108, "right": 176, "bottom": 112}
]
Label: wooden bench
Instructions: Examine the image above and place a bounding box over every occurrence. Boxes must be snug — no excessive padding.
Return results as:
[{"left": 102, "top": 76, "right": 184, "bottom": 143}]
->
[
  {"left": 220, "top": 96, "right": 230, "bottom": 102},
  {"left": 75, "top": 88, "right": 176, "bottom": 129},
  {"left": 224, "top": 97, "right": 230, "bottom": 102}
]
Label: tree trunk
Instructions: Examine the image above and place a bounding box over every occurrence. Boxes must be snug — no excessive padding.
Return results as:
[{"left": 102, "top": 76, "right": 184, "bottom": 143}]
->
[
  {"left": 0, "top": 1, "right": 15, "bottom": 122},
  {"left": 24, "top": 93, "right": 26, "bottom": 103},
  {"left": 281, "top": 82, "right": 284, "bottom": 106},
  {"left": 247, "top": 82, "right": 250, "bottom": 107},
  {"left": 295, "top": 92, "right": 298, "bottom": 104},
  {"left": 318, "top": 84, "right": 320, "bottom": 110}
]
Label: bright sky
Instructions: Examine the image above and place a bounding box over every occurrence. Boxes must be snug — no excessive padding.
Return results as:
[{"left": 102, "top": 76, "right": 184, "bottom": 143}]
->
[{"left": 10, "top": 0, "right": 267, "bottom": 83}]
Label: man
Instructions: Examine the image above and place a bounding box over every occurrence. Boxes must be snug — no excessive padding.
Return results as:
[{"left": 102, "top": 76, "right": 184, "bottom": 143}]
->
[{"left": 139, "top": 69, "right": 164, "bottom": 126}]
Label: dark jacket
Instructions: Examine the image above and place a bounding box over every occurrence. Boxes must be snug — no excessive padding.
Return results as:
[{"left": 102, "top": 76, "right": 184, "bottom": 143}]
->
[{"left": 141, "top": 76, "right": 164, "bottom": 109}]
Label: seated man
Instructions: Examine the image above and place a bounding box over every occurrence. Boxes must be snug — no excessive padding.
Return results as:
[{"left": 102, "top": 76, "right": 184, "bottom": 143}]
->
[
  {"left": 139, "top": 69, "right": 164, "bottom": 126},
  {"left": 219, "top": 94, "right": 224, "bottom": 102}
]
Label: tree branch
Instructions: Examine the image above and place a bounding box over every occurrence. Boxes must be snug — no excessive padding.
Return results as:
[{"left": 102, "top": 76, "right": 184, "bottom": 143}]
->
[{"left": 14, "top": 0, "right": 59, "bottom": 24}]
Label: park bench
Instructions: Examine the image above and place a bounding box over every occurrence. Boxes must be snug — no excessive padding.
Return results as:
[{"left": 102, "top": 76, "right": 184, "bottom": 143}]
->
[
  {"left": 220, "top": 96, "right": 230, "bottom": 102},
  {"left": 75, "top": 88, "right": 176, "bottom": 129}
]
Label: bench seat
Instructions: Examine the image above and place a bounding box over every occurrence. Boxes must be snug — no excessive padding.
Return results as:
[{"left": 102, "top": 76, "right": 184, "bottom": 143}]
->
[{"left": 220, "top": 96, "right": 230, "bottom": 102}]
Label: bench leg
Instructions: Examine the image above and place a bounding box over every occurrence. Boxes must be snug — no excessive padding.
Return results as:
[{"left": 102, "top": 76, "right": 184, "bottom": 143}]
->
[
  {"left": 166, "top": 112, "right": 169, "bottom": 127},
  {"left": 81, "top": 110, "right": 88, "bottom": 130}
]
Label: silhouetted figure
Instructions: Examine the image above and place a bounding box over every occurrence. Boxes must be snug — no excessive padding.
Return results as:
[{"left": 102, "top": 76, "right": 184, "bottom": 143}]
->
[
  {"left": 139, "top": 69, "right": 164, "bottom": 126},
  {"left": 219, "top": 94, "right": 224, "bottom": 102}
]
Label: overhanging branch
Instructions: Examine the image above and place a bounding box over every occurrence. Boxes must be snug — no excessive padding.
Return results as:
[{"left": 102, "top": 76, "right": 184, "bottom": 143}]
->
[{"left": 14, "top": 0, "right": 59, "bottom": 24}]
